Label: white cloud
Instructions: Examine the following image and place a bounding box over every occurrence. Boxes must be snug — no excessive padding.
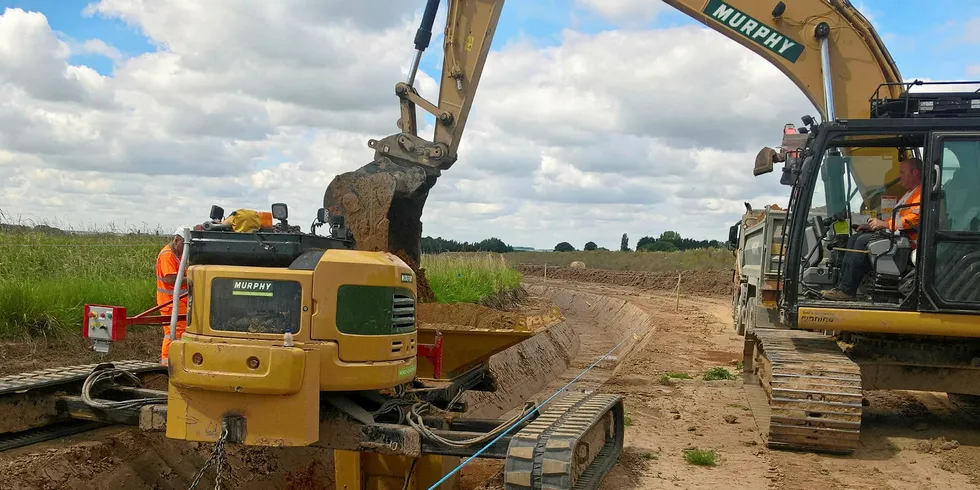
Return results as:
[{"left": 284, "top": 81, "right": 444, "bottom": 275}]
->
[
  {"left": 964, "top": 18, "right": 980, "bottom": 44},
  {"left": 0, "top": 2, "right": 818, "bottom": 250},
  {"left": 69, "top": 38, "right": 123, "bottom": 61},
  {"left": 573, "top": 0, "right": 667, "bottom": 26}
]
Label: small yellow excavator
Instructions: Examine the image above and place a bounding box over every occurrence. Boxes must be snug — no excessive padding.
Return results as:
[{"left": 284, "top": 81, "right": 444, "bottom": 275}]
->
[{"left": 1, "top": 200, "right": 625, "bottom": 490}]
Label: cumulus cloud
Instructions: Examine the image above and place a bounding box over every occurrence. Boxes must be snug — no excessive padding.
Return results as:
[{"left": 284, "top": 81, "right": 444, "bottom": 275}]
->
[
  {"left": 963, "top": 18, "right": 980, "bottom": 44},
  {"left": 573, "top": 0, "right": 668, "bottom": 26},
  {"left": 0, "top": 2, "right": 816, "bottom": 249}
]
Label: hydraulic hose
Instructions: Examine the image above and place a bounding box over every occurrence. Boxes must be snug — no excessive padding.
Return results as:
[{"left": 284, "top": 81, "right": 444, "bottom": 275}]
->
[{"left": 169, "top": 227, "right": 191, "bottom": 341}]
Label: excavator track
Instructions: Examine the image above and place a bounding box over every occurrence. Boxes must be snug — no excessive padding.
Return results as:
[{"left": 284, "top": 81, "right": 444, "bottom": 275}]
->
[
  {"left": 503, "top": 392, "right": 624, "bottom": 490},
  {"left": 749, "top": 328, "right": 863, "bottom": 454},
  {"left": 0, "top": 420, "right": 108, "bottom": 452},
  {"left": 0, "top": 360, "right": 165, "bottom": 397},
  {"left": 0, "top": 360, "right": 167, "bottom": 439}
]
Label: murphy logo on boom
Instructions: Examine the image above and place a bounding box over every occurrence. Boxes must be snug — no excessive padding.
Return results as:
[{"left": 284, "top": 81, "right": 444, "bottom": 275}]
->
[
  {"left": 232, "top": 280, "right": 274, "bottom": 296},
  {"left": 703, "top": 0, "right": 804, "bottom": 63}
]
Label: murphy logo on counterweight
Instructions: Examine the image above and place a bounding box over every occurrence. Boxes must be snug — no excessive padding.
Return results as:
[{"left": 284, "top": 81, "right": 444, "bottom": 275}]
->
[
  {"left": 703, "top": 0, "right": 804, "bottom": 63},
  {"left": 232, "top": 280, "right": 274, "bottom": 297}
]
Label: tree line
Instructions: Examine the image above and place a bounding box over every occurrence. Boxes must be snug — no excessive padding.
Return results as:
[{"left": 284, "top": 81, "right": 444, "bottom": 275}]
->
[
  {"left": 554, "top": 231, "right": 722, "bottom": 252},
  {"left": 420, "top": 231, "right": 722, "bottom": 254},
  {"left": 421, "top": 236, "right": 515, "bottom": 254}
]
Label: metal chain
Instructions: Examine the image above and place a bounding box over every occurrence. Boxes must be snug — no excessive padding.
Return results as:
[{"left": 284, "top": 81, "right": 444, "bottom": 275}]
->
[{"left": 187, "top": 426, "right": 230, "bottom": 490}]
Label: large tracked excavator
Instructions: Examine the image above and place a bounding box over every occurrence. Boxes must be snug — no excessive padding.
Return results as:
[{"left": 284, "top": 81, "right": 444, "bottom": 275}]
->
[{"left": 328, "top": 0, "right": 980, "bottom": 457}]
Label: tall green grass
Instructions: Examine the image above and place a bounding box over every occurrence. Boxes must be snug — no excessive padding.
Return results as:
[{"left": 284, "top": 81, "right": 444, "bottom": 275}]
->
[
  {"left": 0, "top": 229, "right": 165, "bottom": 339},
  {"left": 421, "top": 252, "right": 522, "bottom": 304},
  {"left": 0, "top": 227, "right": 525, "bottom": 338}
]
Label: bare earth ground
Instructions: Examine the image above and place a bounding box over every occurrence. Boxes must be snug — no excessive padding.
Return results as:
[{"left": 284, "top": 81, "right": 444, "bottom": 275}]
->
[
  {"left": 3, "top": 273, "right": 980, "bottom": 489},
  {"left": 482, "top": 278, "right": 980, "bottom": 490}
]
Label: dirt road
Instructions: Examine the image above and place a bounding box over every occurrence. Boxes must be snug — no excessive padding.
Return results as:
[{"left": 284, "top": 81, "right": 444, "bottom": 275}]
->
[
  {"left": 487, "top": 278, "right": 980, "bottom": 490},
  {"left": 3, "top": 275, "right": 980, "bottom": 489}
]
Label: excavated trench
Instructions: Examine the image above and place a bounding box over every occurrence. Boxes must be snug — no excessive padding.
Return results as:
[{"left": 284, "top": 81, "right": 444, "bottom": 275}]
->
[
  {"left": 464, "top": 284, "right": 657, "bottom": 419},
  {"left": 0, "top": 285, "right": 658, "bottom": 489}
]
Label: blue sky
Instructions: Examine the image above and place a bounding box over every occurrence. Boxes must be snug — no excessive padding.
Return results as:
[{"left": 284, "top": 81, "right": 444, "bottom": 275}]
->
[{"left": 7, "top": 0, "right": 977, "bottom": 82}]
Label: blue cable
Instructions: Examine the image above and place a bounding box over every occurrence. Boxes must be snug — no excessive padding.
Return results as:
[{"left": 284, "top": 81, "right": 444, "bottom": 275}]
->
[{"left": 426, "top": 334, "right": 634, "bottom": 489}]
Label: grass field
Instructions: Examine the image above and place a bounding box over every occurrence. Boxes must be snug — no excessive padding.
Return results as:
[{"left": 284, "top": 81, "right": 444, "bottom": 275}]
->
[
  {"left": 0, "top": 230, "right": 166, "bottom": 339},
  {"left": 503, "top": 248, "right": 731, "bottom": 272},
  {"left": 0, "top": 226, "right": 724, "bottom": 339},
  {"left": 0, "top": 231, "right": 526, "bottom": 339}
]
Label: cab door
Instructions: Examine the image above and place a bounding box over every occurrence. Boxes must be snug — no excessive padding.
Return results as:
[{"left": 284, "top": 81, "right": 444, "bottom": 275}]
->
[{"left": 919, "top": 132, "right": 980, "bottom": 313}]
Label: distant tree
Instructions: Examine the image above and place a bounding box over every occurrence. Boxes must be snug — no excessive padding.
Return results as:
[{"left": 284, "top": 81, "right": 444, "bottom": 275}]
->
[
  {"left": 640, "top": 241, "right": 678, "bottom": 252},
  {"left": 620, "top": 233, "right": 629, "bottom": 252},
  {"left": 659, "top": 230, "right": 681, "bottom": 246},
  {"left": 554, "top": 242, "right": 575, "bottom": 252},
  {"left": 584, "top": 241, "right": 598, "bottom": 251},
  {"left": 636, "top": 235, "right": 657, "bottom": 249},
  {"left": 421, "top": 236, "right": 515, "bottom": 254}
]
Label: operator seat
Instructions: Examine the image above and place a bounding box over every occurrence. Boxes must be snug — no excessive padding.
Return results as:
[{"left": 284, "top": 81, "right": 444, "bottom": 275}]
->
[{"left": 802, "top": 215, "right": 836, "bottom": 287}]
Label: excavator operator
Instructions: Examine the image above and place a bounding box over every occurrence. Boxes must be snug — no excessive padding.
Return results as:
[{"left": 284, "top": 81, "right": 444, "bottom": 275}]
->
[
  {"left": 823, "top": 157, "right": 923, "bottom": 301},
  {"left": 156, "top": 226, "right": 189, "bottom": 365}
]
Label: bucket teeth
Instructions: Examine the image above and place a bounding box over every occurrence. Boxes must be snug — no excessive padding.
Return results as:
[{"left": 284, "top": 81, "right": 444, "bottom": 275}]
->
[{"left": 504, "top": 392, "right": 624, "bottom": 490}]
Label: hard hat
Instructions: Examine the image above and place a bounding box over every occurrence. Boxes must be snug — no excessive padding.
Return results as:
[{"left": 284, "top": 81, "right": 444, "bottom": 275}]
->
[{"left": 173, "top": 225, "right": 189, "bottom": 237}]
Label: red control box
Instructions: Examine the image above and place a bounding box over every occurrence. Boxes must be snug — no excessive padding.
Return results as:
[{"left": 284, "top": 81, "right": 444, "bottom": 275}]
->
[{"left": 83, "top": 305, "right": 128, "bottom": 343}]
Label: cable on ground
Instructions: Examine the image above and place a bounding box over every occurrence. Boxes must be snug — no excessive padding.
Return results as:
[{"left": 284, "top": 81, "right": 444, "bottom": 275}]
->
[{"left": 81, "top": 368, "right": 168, "bottom": 411}]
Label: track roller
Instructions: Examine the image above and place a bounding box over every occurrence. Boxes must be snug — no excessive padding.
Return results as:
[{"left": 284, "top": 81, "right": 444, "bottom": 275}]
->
[{"left": 503, "top": 392, "right": 625, "bottom": 490}]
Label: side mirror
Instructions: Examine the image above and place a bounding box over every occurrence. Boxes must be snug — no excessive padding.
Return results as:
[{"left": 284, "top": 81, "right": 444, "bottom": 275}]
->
[
  {"left": 780, "top": 156, "right": 800, "bottom": 185},
  {"left": 754, "top": 147, "right": 777, "bottom": 176},
  {"left": 271, "top": 203, "right": 288, "bottom": 221},
  {"left": 210, "top": 205, "right": 225, "bottom": 221},
  {"left": 727, "top": 223, "right": 740, "bottom": 250},
  {"left": 316, "top": 208, "right": 328, "bottom": 224}
]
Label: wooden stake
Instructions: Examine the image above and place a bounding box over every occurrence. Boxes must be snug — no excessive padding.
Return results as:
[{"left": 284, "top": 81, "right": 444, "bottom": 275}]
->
[{"left": 675, "top": 276, "right": 680, "bottom": 311}]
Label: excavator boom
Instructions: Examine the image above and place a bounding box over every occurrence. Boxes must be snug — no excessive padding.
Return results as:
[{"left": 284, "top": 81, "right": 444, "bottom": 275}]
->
[
  {"left": 323, "top": 0, "right": 904, "bottom": 298},
  {"left": 665, "top": 0, "right": 902, "bottom": 121}
]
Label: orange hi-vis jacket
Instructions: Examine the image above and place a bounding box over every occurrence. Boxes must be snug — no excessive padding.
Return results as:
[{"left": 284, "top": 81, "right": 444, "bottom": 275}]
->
[
  {"left": 156, "top": 244, "right": 188, "bottom": 361},
  {"left": 886, "top": 185, "right": 922, "bottom": 245}
]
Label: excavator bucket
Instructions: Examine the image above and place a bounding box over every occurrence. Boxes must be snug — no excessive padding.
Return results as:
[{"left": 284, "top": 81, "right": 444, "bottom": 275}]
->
[
  {"left": 323, "top": 157, "right": 438, "bottom": 302},
  {"left": 416, "top": 325, "right": 534, "bottom": 380}
]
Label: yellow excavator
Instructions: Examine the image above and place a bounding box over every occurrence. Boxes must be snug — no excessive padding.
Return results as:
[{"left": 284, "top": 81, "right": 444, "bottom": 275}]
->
[{"left": 326, "top": 0, "right": 980, "bottom": 457}]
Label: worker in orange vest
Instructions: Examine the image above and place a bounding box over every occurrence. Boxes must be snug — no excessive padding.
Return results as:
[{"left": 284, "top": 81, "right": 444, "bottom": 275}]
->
[
  {"left": 156, "top": 226, "right": 190, "bottom": 365},
  {"left": 823, "top": 157, "right": 922, "bottom": 301}
]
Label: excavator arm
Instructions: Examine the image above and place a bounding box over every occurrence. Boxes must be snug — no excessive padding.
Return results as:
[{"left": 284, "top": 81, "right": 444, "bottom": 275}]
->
[{"left": 323, "top": 0, "right": 905, "bottom": 300}]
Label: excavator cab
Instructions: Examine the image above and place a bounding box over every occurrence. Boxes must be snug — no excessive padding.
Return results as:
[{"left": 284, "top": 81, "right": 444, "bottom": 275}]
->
[{"left": 779, "top": 81, "right": 980, "bottom": 318}]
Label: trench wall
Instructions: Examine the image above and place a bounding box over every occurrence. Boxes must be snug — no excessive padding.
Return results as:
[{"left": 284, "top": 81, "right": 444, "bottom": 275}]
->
[{"left": 463, "top": 283, "right": 656, "bottom": 419}]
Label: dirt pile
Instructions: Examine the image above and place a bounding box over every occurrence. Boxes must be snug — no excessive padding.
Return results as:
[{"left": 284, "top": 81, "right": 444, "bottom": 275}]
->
[
  {"left": 417, "top": 302, "right": 525, "bottom": 331},
  {"left": 477, "top": 286, "right": 529, "bottom": 311},
  {"left": 0, "top": 428, "right": 337, "bottom": 490},
  {"left": 516, "top": 265, "right": 733, "bottom": 296},
  {"left": 323, "top": 158, "right": 437, "bottom": 303},
  {"left": 0, "top": 328, "right": 160, "bottom": 377}
]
